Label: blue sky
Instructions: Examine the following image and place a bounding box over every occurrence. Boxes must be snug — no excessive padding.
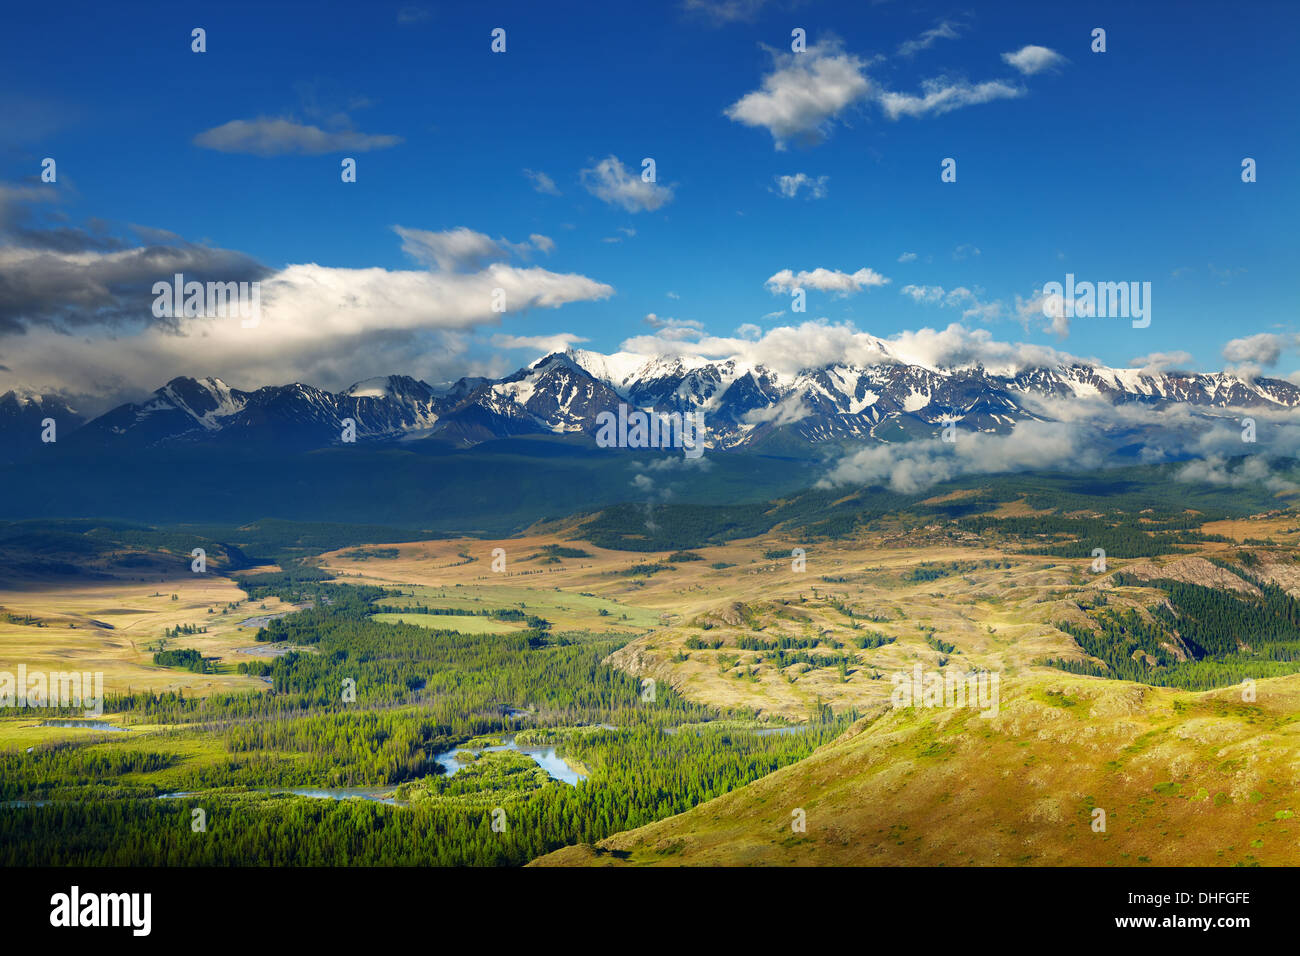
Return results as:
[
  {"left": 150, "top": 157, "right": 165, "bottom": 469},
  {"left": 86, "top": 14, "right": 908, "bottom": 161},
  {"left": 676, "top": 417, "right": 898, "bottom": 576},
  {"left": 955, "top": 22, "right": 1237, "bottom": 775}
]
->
[{"left": 2, "top": 0, "right": 1297, "bottom": 406}]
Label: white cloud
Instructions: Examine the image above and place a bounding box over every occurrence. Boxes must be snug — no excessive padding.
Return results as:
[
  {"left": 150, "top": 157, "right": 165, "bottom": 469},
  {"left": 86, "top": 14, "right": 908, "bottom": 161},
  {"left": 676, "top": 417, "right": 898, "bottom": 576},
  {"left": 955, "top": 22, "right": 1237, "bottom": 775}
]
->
[
  {"left": 773, "top": 173, "right": 829, "bottom": 199},
  {"left": 724, "top": 42, "right": 871, "bottom": 148},
  {"left": 897, "top": 252, "right": 918, "bottom": 263},
  {"left": 878, "top": 78, "right": 1024, "bottom": 120},
  {"left": 0, "top": 226, "right": 612, "bottom": 400},
  {"left": 819, "top": 420, "right": 1096, "bottom": 494},
  {"left": 394, "top": 226, "right": 509, "bottom": 272},
  {"left": 393, "top": 226, "right": 555, "bottom": 270},
  {"left": 1129, "top": 351, "right": 1195, "bottom": 373},
  {"left": 1175, "top": 455, "right": 1298, "bottom": 494},
  {"left": 644, "top": 313, "right": 704, "bottom": 332},
  {"left": 903, "top": 284, "right": 1004, "bottom": 323},
  {"left": 1223, "top": 333, "right": 1297, "bottom": 367},
  {"left": 620, "top": 318, "right": 1087, "bottom": 379},
  {"left": 1001, "top": 45, "right": 1068, "bottom": 76},
  {"left": 193, "top": 117, "right": 402, "bottom": 156},
  {"left": 766, "top": 267, "right": 890, "bottom": 296},
  {"left": 898, "top": 20, "right": 961, "bottom": 57},
  {"left": 522, "top": 169, "right": 561, "bottom": 196},
  {"left": 901, "top": 284, "right": 953, "bottom": 305},
  {"left": 492, "top": 332, "right": 589, "bottom": 352},
  {"left": 1014, "top": 289, "right": 1070, "bottom": 337},
  {"left": 580, "top": 156, "right": 674, "bottom": 212},
  {"left": 743, "top": 392, "right": 812, "bottom": 427}
]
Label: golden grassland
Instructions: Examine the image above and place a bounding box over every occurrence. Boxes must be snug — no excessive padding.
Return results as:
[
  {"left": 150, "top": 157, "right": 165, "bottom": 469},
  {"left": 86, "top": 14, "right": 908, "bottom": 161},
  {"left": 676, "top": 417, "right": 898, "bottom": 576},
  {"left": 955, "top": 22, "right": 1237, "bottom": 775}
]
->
[
  {"left": 0, "top": 563, "right": 301, "bottom": 716},
  {"left": 315, "top": 524, "right": 1282, "bottom": 723}
]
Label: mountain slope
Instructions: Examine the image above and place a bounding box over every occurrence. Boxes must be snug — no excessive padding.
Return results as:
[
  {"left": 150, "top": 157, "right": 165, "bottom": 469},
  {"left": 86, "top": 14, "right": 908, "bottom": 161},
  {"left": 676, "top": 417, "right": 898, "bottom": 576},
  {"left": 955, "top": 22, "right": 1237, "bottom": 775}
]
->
[
  {"left": 532, "top": 670, "right": 1300, "bottom": 866},
  {"left": 0, "top": 390, "right": 84, "bottom": 462}
]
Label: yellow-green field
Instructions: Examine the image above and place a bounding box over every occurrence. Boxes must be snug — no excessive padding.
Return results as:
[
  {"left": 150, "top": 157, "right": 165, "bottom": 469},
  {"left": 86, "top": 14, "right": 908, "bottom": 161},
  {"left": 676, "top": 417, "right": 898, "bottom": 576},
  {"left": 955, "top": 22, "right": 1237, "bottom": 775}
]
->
[
  {"left": 0, "top": 562, "right": 305, "bottom": 747},
  {"left": 369, "top": 612, "right": 524, "bottom": 634}
]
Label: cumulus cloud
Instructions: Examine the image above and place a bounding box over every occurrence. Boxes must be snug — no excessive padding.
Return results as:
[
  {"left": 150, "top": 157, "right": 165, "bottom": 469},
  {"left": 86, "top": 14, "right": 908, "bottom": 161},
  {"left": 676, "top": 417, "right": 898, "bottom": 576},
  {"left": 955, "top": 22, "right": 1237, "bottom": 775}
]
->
[
  {"left": 0, "top": 215, "right": 613, "bottom": 403},
  {"left": 620, "top": 318, "right": 1087, "bottom": 379},
  {"left": 766, "top": 267, "right": 889, "bottom": 296},
  {"left": 0, "top": 242, "right": 269, "bottom": 333},
  {"left": 1222, "top": 333, "right": 1297, "bottom": 368},
  {"left": 1001, "top": 45, "right": 1068, "bottom": 75},
  {"left": 773, "top": 173, "right": 829, "bottom": 199},
  {"left": 1129, "top": 351, "right": 1195, "bottom": 373},
  {"left": 580, "top": 156, "right": 674, "bottom": 212},
  {"left": 729, "top": 35, "right": 1063, "bottom": 140},
  {"left": 724, "top": 42, "right": 872, "bottom": 148},
  {"left": 192, "top": 117, "right": 402, "bottom": 156},
  {"left": 897, "top": 252, "right": 918, "bottom": 263}
]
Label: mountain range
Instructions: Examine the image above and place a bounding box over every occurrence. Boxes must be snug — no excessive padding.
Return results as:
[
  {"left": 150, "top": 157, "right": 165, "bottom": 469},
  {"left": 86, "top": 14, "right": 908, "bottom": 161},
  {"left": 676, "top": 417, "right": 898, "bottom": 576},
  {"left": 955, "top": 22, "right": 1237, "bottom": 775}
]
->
[{"left": 5, "top": 347, "right": 1298, "bottom": 460}]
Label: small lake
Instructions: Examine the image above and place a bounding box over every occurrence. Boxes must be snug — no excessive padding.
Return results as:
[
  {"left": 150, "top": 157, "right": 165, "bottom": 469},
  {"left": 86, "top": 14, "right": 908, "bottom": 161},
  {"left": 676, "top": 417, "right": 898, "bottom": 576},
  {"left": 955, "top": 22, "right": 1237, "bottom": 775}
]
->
[
  {"left": 236, "top": 611, "right": 296, "bottom": 629},
  {"left": 234, "top": 642, "right": 299, "bottom": 657},
  {"left": 40, "top": 719, "right": 129, "bottom": 732}
]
